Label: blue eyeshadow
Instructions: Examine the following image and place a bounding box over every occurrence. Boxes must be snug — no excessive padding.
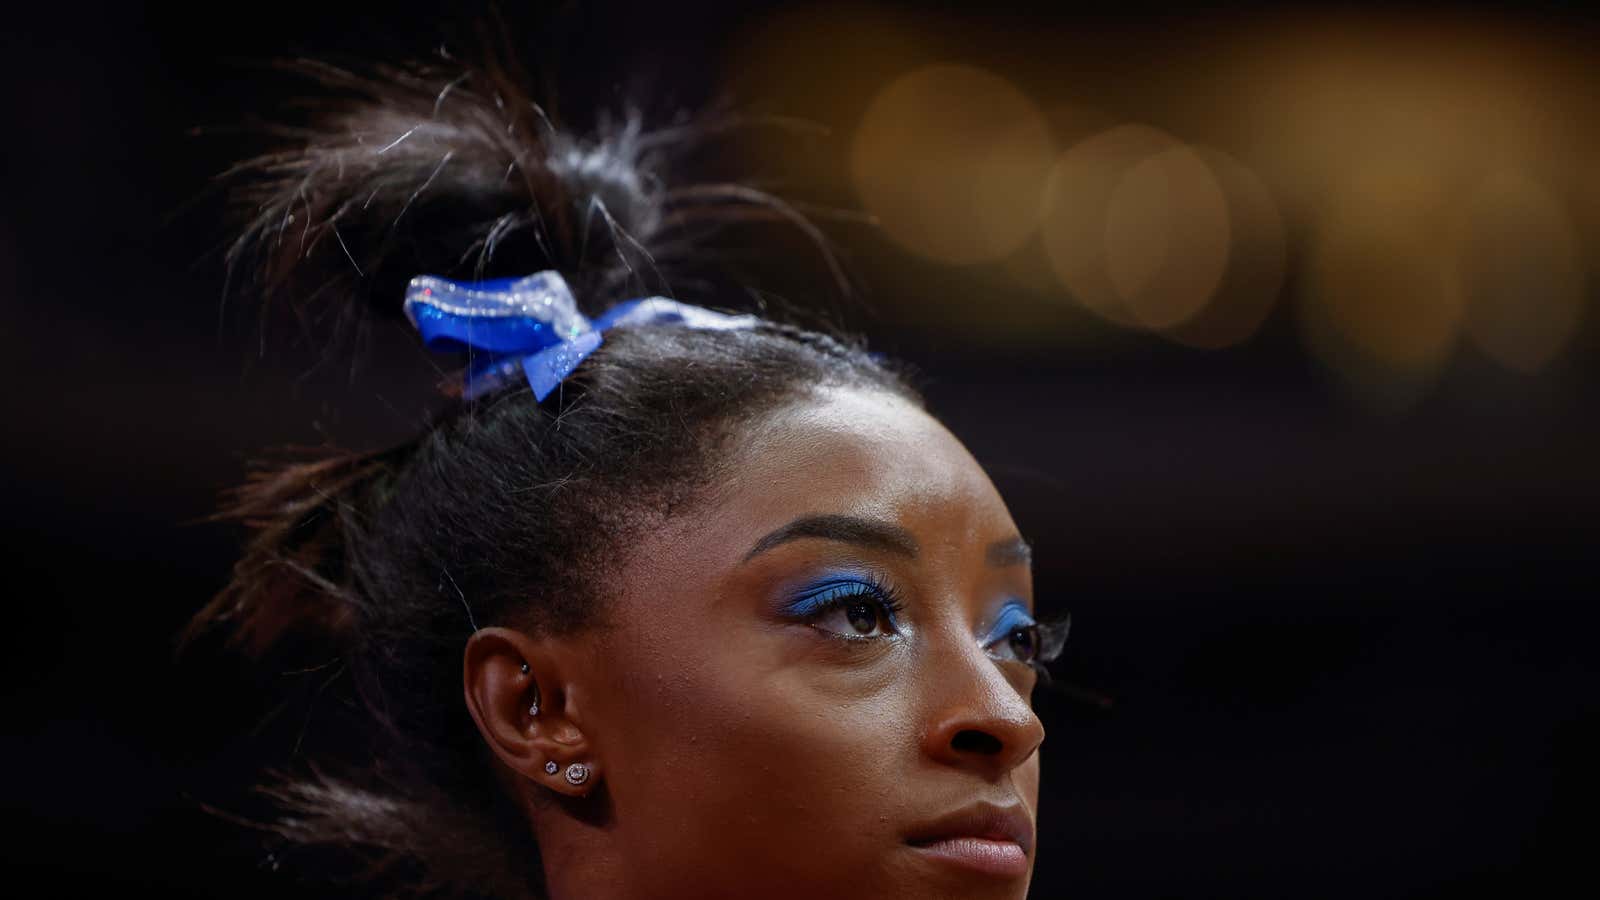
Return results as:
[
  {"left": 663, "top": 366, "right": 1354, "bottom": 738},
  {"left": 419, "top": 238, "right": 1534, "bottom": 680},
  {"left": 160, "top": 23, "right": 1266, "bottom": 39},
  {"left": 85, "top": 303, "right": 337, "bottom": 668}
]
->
[
  {"left": 778, "top": 572, "right": 882, "bottom": 619},
  {"left": 980, "top": 600, "right": 1036, "bottom": 647}
]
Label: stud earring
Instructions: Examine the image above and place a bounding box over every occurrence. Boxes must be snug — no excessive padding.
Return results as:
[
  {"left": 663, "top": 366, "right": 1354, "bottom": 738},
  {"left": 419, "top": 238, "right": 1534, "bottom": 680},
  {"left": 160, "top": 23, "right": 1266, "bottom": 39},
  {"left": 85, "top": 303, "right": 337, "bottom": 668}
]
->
[
  {"left": 544, "top": 760, "right": 559, "bottom": 775},
  {"left": 520, "top": 663, "right": 529, "bottom": 675},
  {"left": 564, "top": 763, "right": 591, "bottom": 786},
  {"left": 528, "top": 701, "right": 540, "bottom": 717}
]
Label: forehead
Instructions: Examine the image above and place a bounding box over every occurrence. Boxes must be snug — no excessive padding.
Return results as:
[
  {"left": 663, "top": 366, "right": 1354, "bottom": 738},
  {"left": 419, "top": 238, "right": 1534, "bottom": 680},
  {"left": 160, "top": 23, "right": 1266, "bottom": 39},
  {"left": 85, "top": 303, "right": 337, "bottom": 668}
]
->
[{"left": 696, "top": 385, "right": 1018, "bottom": 560}]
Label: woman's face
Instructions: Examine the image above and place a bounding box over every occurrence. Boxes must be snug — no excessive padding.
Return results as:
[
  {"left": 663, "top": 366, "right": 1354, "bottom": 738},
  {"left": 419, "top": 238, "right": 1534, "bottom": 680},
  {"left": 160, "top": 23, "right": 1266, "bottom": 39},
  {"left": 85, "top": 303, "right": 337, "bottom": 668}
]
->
[{"left": 559, "top": 384, "right": 1044, "bottom": 900}]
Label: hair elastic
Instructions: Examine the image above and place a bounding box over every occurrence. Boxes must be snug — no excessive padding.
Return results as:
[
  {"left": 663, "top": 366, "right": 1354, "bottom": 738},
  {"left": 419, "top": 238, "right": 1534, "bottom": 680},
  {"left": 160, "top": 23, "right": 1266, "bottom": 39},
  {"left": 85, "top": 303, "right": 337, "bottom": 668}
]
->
[{"left": 404, "top": 271, "right": 760, "bottom": 401}]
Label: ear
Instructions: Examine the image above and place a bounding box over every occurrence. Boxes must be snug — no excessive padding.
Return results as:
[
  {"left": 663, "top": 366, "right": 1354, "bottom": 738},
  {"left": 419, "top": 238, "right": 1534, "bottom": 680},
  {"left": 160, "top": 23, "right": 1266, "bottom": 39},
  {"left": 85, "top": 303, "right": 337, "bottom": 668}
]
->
[{"left": 463, "top": 625, "right": 600, "bottom": 798}]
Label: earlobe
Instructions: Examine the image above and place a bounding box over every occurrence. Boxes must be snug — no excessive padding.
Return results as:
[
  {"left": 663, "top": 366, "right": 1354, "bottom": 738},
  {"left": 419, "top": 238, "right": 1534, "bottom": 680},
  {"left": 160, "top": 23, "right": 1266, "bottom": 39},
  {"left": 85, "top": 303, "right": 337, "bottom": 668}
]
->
[{"left": 462, "top": 626, "right": 601, "bottom": 797}]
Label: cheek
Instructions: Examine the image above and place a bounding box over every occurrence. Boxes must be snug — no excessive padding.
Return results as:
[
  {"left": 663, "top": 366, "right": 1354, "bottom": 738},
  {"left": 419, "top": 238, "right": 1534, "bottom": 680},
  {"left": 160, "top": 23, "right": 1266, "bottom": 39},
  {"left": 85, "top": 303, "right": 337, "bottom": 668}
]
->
[
  {"left": 1017, "top": 752, "right": 1042, "bottom": 814},
  {"left": 598, "top": 626, "right": 919, "bottom": 896}
]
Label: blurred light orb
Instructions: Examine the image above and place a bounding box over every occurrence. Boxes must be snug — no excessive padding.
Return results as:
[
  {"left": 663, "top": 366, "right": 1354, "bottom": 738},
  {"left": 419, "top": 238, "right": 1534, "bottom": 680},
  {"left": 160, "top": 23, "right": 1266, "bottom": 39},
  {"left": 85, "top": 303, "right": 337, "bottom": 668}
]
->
[
  {"left": 1041, "top": 127, "right": 1235, "bottom": 331},
  {"left": 1103, "top": 145, "right": 1233, "bottom": 329},
  {"left": 1040, "top": 124, "right": 1178, "bottom": 327},
  {"left": 1300, "top": 160, "right": 1464, "bottom": 393},
  {"left": 851, "top": 64, "right": 1054, "bottom": 265},
  {"left": 1159, "top": 150, "right": 1288, "bottom": 349},
  {"left": 1453, "top": 172, "right": 1585, "bottom": 373}
]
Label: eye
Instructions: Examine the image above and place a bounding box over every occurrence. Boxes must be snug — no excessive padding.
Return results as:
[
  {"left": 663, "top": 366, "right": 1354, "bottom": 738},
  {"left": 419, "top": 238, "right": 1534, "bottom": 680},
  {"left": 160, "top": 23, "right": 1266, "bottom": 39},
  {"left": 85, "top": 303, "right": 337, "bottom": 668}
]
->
[
  {"left": 981, "top": 603, "right": 1070, "bottom": 673},
  {"left": 987, "top": 622, "right": 1043, "bottom": 664},
  {"left": 784, "top": 577, "right": 906, "bottom": 641},
  {"left": 817, "top": 594, "right": 895, "bottom": 638}
]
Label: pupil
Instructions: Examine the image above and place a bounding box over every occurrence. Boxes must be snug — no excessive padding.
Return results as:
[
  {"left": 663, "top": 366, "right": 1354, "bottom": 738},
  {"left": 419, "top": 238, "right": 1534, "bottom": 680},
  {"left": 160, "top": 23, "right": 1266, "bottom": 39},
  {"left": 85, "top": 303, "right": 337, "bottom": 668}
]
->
[
  {"left": 1010, "top": 626, "right": 1037, "bottom": 661},
  {"left": 846, "top": 601, "right": 877, "bottom": 634}
]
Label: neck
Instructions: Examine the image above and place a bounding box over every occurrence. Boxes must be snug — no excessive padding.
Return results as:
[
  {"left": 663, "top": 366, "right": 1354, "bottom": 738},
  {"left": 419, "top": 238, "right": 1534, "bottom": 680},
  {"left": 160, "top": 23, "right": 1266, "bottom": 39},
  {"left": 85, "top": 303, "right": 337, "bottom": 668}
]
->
[{"left": 526, "top": 785, "right": 629, "bottom": 900}]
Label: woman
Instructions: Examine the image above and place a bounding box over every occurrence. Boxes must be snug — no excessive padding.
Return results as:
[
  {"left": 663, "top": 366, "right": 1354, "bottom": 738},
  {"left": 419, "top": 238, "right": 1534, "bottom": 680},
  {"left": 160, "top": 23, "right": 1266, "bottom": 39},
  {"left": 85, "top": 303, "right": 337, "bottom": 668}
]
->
[{"left": 188, "top": 50, "right": 1069, "bottom": 900}]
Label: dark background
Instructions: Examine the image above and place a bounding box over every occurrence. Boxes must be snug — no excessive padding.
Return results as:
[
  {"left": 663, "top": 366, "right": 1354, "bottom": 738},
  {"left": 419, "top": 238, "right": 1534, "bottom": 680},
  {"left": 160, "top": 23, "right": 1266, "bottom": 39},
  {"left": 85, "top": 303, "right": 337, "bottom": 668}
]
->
[{"left": 3, "top": 2, "right": 1597, "bottom": 898}]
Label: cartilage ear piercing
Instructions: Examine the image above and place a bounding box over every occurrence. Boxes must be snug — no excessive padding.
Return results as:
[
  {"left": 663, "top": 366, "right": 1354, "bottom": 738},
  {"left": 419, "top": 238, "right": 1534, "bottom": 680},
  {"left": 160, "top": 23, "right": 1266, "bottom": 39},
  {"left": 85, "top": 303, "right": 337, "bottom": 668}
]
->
[
  {"left": 564, "top": 763, "right": 591, "bottom": 786},
  {"left": 528, "top": 701, "right": 540, "bottom": 717},
  {"left": 544, "top": 760, "right": 559, "bottom": 775},
  {"left": 520, "top": 663, "right": 529, "bottom": 675}
]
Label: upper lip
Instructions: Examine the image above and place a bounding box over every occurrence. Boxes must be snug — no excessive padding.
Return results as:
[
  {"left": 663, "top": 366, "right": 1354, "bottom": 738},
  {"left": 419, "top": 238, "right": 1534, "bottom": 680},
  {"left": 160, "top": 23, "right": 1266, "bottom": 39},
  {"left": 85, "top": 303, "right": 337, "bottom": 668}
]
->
[{"left": 904, "top": 802, "right": 1035, "bottom": 855}]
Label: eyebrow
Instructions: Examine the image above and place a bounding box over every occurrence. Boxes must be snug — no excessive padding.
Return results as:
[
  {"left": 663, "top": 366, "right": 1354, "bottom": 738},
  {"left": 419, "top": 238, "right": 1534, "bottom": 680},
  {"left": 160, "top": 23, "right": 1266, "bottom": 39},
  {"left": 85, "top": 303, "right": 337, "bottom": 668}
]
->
[
  {"left": 744, "top": 514, "right": 918, "bottom": 562},
  {"left": 741, "top": 513, "right": 1033, "bottom": 568},
  {"left": 986, "top": 536, "right": 1033, "bottom": 568}
]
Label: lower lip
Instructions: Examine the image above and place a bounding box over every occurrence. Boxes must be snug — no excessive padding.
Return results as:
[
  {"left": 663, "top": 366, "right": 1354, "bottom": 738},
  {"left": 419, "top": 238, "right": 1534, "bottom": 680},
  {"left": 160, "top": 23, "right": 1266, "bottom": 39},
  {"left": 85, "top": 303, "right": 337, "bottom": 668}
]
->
[{"left": 908, "top": 837, "right": 1030, "bottom": 878}]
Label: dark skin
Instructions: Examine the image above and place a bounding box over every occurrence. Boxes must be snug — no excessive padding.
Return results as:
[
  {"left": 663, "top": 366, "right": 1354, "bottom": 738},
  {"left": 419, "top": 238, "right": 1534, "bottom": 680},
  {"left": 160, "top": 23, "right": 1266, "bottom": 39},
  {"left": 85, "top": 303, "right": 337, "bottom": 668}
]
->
[{"left": 464, "top": 385, "right": 1045, "bottom": 899}]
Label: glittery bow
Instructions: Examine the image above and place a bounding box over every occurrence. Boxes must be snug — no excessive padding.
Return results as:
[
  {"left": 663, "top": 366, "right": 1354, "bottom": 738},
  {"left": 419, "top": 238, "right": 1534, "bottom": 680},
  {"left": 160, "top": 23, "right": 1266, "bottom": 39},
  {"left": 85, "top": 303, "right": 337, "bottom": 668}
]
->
[{"left": 403, "top": 271, "right": 761, "bottom": 400}]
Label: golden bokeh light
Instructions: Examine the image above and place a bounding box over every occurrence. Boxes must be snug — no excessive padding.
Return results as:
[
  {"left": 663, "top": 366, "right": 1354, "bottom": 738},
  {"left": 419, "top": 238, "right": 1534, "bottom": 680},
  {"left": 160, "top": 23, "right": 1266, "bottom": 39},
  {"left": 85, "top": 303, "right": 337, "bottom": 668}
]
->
[
  {"left": 1299, "top": 159, "right": 1464, "bottom": 402},
  {"left": 1039, "top": 124, "right": 1178, "bottom": 327},
  {"left": 851, "top": 64, "right": 1055, "bottom": 265},
  {"left": 1452, "top": 172, "right": 1586, "bottom": 373},
  {"left": 996, "top": 104, "right": 1120, "bottom": 298},
  {"left": 729, "top": 3, "right": 933, "bottom": 108},
  {"left": 1160, "top": 150, "right": 1288, "bottom": 350},
  {"left": 1040, "top": 127, "right": 1239, "bottom": 333},
  {"left": 1223, "top": 18, "right": 1571, "bottom": 221},
  {"left": 727, "top": 6, "right": 1599, "bottom": 402},
  {"left": 1103, "top": 145, "right": 1232, "bottom": 329}
]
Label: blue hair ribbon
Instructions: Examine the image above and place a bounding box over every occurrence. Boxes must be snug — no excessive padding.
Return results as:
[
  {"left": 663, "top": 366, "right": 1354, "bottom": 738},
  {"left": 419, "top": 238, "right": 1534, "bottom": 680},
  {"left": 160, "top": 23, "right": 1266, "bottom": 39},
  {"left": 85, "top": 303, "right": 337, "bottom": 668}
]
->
[{"left": 403, "top": 271, "right": 761, "bottom": 400}]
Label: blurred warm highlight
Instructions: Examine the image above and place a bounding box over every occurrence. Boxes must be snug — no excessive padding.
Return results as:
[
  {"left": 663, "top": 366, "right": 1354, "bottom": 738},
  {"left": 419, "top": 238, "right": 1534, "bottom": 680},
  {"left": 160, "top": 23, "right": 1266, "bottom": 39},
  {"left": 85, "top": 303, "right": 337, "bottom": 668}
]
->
[
  {"left": 727, "top": 3, "right": 1596, "bottom": 409},
  {"left": 851, "top": 64, "right": 1054, "bottom": 264}
]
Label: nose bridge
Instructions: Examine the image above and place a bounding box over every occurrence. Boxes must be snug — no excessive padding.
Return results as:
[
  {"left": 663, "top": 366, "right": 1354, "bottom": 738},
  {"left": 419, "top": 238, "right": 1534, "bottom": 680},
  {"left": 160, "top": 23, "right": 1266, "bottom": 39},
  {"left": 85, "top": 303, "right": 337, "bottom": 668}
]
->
[{"left": 918, "top": 614, "right": 1046, "bottom": 774}]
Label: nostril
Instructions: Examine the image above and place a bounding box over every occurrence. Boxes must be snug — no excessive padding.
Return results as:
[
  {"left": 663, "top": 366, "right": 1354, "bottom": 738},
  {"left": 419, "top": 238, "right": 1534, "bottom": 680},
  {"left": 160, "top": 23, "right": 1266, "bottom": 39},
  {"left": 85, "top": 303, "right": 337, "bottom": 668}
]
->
[{"left": 951, "top": 728, "right": 1003, "bottom": 755}]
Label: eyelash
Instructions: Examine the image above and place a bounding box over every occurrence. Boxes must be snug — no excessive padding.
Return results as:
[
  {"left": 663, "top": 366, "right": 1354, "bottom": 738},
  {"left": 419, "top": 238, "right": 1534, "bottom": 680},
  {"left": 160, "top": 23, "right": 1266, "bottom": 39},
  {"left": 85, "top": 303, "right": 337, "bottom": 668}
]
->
[
  {"left": 1018, "top": 614, "right": 1072, "bottom": 681},
  {"left": 788, "top": 574, "right": 907, "bottom": 642},
  {"left": 783, "top": 574, "right": 1072, "bottom": 682},
  {"left": 977, "top": 603, "right": 1074, "bottom": 679}
]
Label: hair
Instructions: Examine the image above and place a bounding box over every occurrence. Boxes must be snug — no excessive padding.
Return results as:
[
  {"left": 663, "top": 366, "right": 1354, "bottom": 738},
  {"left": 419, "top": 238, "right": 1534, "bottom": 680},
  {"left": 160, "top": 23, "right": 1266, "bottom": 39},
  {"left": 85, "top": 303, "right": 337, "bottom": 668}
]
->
[{"left": 183, "top": 49, "right": 921, "bottom": 899}]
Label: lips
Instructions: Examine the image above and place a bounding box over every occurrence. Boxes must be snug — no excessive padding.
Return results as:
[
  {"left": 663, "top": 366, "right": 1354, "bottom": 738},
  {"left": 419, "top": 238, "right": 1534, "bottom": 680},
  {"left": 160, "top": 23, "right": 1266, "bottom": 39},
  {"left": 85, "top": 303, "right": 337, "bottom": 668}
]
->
[{"left": 904, "top": 802, "right": 1035, "bottom": 878}]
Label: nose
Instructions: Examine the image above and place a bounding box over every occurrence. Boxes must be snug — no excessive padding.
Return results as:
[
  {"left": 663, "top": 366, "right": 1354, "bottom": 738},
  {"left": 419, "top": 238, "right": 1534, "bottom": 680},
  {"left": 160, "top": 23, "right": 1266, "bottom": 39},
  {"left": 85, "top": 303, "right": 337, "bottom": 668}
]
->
[{"left": 920, "top": 634, "right": 1046, "bottom": 778}]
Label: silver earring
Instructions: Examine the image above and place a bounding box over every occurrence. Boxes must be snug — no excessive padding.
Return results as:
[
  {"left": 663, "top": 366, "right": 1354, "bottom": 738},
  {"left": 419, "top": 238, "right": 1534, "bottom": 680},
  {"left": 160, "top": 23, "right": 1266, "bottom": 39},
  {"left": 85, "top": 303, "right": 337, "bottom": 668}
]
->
[
  {"left": 528, "top": 702, "right": 540, "bottom": 717},
  {"left": 544, "top": 760, "right": 559, "bottom": 775},
  {"left": 564, "top": 763, "right": 591, "bottom": 786},
  {"left": 520, "top": 663, "right": 529, "bottom": 675}
]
